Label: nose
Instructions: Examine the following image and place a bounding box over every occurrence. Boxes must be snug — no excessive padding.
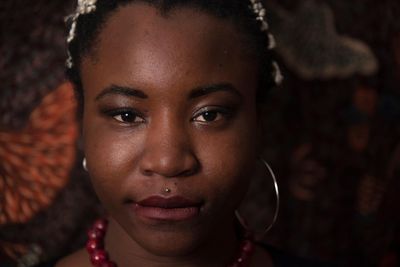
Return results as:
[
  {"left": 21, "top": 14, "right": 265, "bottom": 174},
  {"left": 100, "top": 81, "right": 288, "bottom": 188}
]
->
[{"left": 139, "top": 114, "right": 199, "bottom": 178}]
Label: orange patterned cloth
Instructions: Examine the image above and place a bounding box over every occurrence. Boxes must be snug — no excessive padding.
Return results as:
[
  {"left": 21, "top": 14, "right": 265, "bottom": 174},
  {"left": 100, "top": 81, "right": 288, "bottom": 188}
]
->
[{"left": 0, "top": 82, "right": 78, "bottom": 224}]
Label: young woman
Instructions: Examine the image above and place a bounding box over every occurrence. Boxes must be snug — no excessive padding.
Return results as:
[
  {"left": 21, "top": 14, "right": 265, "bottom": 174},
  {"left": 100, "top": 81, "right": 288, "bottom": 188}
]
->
[{"left": 46, "top": 0, "right": 323, "bottom": 266}]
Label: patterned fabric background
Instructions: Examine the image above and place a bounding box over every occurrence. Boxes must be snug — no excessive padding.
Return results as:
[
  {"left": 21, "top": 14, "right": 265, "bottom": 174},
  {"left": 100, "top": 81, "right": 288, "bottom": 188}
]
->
[
  {"left": 0, "top": 1, "right": 399, "bottom": 266},
  {"left": 254, "top": 1, "right": 400, "bottom": 266}
]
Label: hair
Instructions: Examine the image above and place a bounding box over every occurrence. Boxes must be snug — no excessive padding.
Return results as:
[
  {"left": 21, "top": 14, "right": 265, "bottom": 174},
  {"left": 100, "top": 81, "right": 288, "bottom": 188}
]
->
[
  {"left": 66, "top": 0, "right": 277, "bottom": 110},
  {"left": 0, "top": 0, "right": 72, "bottom": 130}
]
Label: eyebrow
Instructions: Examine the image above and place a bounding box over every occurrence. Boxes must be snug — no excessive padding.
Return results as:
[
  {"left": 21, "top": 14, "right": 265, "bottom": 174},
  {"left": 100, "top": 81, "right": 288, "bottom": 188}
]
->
[
  {"left": 189, "top": 83, "right": 242, "bottom": 99},
  {"left": 95, "top": 82, "right": 241, "bottom": 101},
  {"left": 95, "top": 84, "right": 148, "bottom": 101}
]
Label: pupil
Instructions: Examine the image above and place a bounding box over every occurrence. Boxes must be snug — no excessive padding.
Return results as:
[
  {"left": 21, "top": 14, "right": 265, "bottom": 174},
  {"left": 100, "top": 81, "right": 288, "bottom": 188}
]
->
[
  {"left": 203, "top": 111, "right": 217, "bottom": 121},
  {"left": 122, "top": 112, "right": 134, "bottom": 122}
]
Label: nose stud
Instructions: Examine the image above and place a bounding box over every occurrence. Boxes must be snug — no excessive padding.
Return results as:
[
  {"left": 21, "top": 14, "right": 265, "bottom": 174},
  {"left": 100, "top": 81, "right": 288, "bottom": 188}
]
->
[{"left": 164, "top": 188, "right": 171, "bottom": 193}]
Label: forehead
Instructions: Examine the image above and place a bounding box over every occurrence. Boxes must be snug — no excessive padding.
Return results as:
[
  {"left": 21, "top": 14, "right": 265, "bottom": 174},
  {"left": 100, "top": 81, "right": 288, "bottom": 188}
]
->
[{"left": 82, "top": 2, "right": 258, "bottom": 96}]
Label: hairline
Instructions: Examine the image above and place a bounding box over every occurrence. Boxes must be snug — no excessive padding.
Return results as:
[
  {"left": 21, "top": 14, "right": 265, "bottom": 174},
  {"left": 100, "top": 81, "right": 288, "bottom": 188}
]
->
[{"left": 82, "top": 2, "right": 261, "bottom": 66}]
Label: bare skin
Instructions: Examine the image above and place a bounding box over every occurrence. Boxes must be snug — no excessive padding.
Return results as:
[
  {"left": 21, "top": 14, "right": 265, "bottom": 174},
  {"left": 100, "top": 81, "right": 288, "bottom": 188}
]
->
[{"left": 58, "top": 3, "right": 273, "bottom": 267}]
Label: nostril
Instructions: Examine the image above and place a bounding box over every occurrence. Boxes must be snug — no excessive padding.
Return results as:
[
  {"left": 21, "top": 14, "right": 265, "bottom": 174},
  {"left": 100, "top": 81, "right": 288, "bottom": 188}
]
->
[
  {"left": 139, "top": 151, "right": 199, "bottom": 178},
  {"left": 175, "top": 163, "right": 199, "bottom": 177}
]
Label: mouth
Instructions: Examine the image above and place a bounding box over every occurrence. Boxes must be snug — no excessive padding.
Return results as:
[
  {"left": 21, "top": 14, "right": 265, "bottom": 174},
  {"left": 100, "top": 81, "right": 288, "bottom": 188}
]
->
[{"left": 129, "top": 196, "right": 203, "bottom": 222}]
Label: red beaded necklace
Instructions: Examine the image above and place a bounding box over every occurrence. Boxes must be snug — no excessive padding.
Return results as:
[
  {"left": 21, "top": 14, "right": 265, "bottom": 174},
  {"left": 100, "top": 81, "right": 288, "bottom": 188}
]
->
[{"left": 86, "top": 219, "right": 255, "bottom": 267}]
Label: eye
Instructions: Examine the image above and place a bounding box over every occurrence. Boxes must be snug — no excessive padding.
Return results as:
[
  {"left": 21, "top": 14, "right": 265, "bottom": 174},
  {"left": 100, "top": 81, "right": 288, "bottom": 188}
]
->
[
  {"left": 194, "top": 111, "right": 219, "bottom": 122},
  {"left": 192, "top": 108, "right": 231, "bottom": 123},
  {"left": 111, "top": 110, "right": 145, "bottom": 124}
]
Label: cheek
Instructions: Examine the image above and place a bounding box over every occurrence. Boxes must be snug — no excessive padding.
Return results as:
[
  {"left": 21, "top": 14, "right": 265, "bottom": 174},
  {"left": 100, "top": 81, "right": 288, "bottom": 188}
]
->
[
  {"left": 195, "top": 116, "right": 258, "bottom": 207},
  {"left": 82, "top": 115, "right": 146, "bottom": 205}
]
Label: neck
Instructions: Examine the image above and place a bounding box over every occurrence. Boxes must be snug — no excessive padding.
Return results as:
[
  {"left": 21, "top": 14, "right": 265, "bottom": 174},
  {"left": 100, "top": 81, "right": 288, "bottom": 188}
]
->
[{"left": 105, "top": 216, "right": 239, "bottom": 267}]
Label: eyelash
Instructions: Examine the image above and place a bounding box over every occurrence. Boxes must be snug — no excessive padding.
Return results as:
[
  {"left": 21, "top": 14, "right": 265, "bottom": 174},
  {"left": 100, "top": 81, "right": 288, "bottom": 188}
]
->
[
  {"left": 192, "top": 107, "right": 233, "bottom": 123},
  {"left": 104, "top": 108, "right": 146, "bottom": 124},
  {"left": 103, "top": 106, "right": 234, "bottom": 125}
]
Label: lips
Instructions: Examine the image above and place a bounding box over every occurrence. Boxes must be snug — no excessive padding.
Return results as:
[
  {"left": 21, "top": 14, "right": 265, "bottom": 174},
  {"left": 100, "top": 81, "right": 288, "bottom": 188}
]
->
[
  {"left": 137, "top": 196, "right": 200, "bottom": 208},
  {"left": 130, "top": 196, "right": 202, "bottom": 222}
]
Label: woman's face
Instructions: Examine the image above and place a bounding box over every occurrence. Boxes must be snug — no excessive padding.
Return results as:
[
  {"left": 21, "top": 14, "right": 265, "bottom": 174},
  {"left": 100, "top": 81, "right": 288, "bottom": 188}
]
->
[{"left": 81, "top": 3, "right": 260, "bottom": 255}]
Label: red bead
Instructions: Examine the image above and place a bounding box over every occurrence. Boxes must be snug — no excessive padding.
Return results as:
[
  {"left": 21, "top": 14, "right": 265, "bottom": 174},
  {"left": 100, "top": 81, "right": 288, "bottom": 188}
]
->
[
  {"left": 88, "top": 228, "right": 104, "bottom": 240},
  {"left": 90, "top": 249, "right": 108, "bottom": 265},
  {"left": 94, "top": 219, "right": 108, "bottom": 232},
  {"left": 241, "top": 240, "right": 254, "bottom": 253},
  {"left": 86, "top": 239, "right": 103, "bottom": 253},
  {"left": 239, "top": 254, "right": 249, "bottom": 263}
]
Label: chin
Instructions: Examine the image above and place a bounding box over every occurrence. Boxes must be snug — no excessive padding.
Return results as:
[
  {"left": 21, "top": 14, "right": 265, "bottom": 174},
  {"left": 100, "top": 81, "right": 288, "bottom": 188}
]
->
[{"left": 127, "top": 221, "right": 207, "bottom": 257}]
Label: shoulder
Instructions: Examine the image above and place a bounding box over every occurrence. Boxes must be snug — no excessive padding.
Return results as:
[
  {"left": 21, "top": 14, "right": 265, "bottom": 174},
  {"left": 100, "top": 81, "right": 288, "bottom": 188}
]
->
[
  {"left": 35, "top": 248, "right": 90, "bottom": 267},
  {"left": 259, "top": 243, "right": 337, "bottom": 267}
]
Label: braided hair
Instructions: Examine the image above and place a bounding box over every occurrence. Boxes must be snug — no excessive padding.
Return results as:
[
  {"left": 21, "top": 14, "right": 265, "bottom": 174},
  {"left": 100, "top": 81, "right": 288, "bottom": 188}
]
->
[{"left": 65, "top": 0, "right": 278, "bottom": 109}]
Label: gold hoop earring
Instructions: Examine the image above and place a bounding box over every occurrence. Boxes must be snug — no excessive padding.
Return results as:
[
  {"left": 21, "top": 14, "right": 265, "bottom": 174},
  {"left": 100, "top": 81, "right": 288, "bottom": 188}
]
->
[
  {"left": 235, "top": 157, "right": 280, "bottom": 238},
  {"left": 82, "top": 157, "right": 88, "bottom": 171}
]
